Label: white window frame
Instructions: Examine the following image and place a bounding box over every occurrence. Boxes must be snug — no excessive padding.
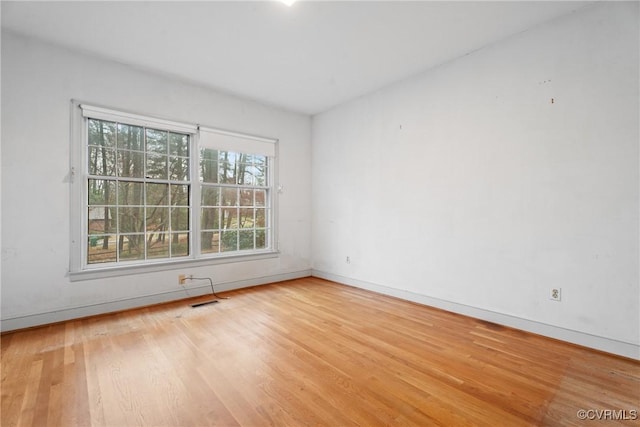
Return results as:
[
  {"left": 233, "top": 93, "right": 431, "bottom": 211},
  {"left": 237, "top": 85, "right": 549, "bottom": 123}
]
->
[{"left": 69, "top": 101, "right": 279, "bottom": 281}]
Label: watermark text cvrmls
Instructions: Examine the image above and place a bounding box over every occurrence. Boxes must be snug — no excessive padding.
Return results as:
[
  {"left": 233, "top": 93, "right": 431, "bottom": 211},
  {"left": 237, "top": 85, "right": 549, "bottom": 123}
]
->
[{"left": 576, "top": 409, "right": 638, "bottom": 421}]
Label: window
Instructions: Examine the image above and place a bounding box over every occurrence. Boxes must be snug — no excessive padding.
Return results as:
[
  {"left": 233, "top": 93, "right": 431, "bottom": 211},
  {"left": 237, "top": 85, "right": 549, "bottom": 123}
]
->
[
  {"left": 199, "top": 150, "right": 270, "bottom": 254},
  {"left": 86, "top": 118, "right": 191, "bottom": 264},
  {"left": 71, "top": 104, "right": 277, "bottom": 276}
]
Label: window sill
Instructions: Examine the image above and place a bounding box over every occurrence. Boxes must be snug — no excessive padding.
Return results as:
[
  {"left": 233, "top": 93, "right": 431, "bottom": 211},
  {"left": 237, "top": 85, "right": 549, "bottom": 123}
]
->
[{"left": 68, "top": 251, "right": 280, "bottom": 282}]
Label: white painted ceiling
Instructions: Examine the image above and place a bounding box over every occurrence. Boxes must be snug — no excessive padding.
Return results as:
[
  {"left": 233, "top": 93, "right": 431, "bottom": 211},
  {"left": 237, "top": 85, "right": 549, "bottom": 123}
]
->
[{"left": 1, "top": 1, "right": 595, "bottom": 115}]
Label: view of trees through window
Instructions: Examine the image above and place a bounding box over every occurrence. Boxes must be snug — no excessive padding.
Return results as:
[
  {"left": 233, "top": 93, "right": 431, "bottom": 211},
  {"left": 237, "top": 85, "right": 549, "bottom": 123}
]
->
[
  {"left": 87, "top": 118, "right": 190, "bottom": 264},
  {"left": 200, "top": 148, "right": 269, "bottom": 254},
  {"left": 85, "top": 116, "right": 271, "bottom": 267}
]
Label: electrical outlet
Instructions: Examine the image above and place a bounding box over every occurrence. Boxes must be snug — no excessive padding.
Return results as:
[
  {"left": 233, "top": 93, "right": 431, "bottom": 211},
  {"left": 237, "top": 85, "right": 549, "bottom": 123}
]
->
[
  {"left": 178, "top": 274, "right": 187, "bottom": 285},
  {"left": 550, "top": 287, "right": 561, "bottom": 302}
]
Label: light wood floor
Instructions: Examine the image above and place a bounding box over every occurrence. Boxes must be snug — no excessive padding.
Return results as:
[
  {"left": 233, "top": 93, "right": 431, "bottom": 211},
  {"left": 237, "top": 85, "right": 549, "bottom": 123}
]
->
[{"left": 2, "top": 277, "right": 639, "bottom": 426}]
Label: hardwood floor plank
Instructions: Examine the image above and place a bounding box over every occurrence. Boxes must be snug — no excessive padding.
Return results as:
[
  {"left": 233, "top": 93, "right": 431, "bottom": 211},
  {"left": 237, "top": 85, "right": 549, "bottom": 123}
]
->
[{"left": 2, "top": 277, "right": 638, "bottom": 426}]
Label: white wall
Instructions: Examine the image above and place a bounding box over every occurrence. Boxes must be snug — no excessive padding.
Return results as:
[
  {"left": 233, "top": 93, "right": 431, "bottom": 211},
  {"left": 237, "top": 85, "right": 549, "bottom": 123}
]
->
[
  {"left": 1, "top": 32, "right": 312, "bottom": 330},
  {"left": 312, "top": 2, "right": 639, "bottom": 358}
]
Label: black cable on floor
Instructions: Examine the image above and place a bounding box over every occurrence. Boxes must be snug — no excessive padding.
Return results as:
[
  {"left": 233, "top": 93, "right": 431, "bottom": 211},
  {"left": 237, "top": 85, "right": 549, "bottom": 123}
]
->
[{"left": 190, "top": 277, "right": 229, "bottom": 300}]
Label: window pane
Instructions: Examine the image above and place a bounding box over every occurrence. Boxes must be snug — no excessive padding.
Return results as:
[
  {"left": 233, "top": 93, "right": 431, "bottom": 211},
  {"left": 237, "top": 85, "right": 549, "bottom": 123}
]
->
[
  {"left": 117, "top": 150, "right": 144, "bottom": 178},
  {"left": 171, "top": 184, "right": 189, "bottom": 206},
  {"left": 171, "top": 208, "right": 189, "bottom": 231},
  {"left": 239, "top": 230, "right": 254, "bottom": 250},
  {"left": 239, "top": 208, "right": 254, "bottom": 228},
  {"left": 218, "top": 151, "right": 237, "bottom": 184},
  {"left": 201, "top": 231, "right": 220, "bottom": 254},
  {"left": 88, "top": 207, "right": 115, "bottom": 234},
  {"left": 255, "top": 190, "right": 266, "bottom": 207},
  {"left": 146, "top": 207, "right": 169, "bottom": 232},
  {"left": 201, "top": 187, "right": 219, "bottom": 206},
  {"left": 242, "top": 167, "right": 256, "bottom": 186},
  {"left": 117, "top": 123, "right": 144, "bottom": 151},
  {"left": 253, "top": 155, "right": 267, "bottom": 167},
  {"left": 146, "top": 183, "right": 169, "bottom": 206},
  {"left": 221, "top": 230, "right": 238, "bottom": 252},
  {"left": 255, "top": 209, "right": 266, "bottom": 228},
  {"left": 201, "top": 208, "right": 220, "bottom": 230},
  {"left": 146, "top": 128, "right": 167, "bottom": 155},
  {"left": 171, "top": 233, "right": 189, "bottom": 257},
  {"left": 200, "top": 148, "right": 218, "bottom": 183},
  {"left": 118, "top": 182, "right": 144, "bottom": 205},
  {"left": 256, "top": 230, "right": 266, "bottom": 249},
  {"left": 88, "top": 179, "right": 116, "bottom": 205},
  {"left": 239, "top": 189, "right": 253, "bottom": 206},
  {"left": 118, "top": 207, "right": 144, "bottom": 233},
  {"left": 169, "top": 157, "right": 189, "bottom": 181},
  {"left": 87, "top": 235, "right": 117, "bottom": 264},
  {"left": 253, "top": 156, "right": 267, "bottom": 185},
  {"left": 88, "top": 147, "right": 116, "bottom": 176},
  {"left": 147, "top": 233, "right": 169, "bottom": 259},
  {"left": 120, "top": 234, "right": 144, "bottom": 261},
  {"left": 88, "top": 119, "right": 116, "bottom": 148},
  {"left": 146, "top": 154, "right": 167, "bottom": 179},
  {"left": 221, "top": 188, "right": 237, "bottom": 206},
  {"left": 222, "top": 208, "right": 237, "bottom": 229},
  {"left": 236, "top": 154, "right": 250, "bottom": 185},
  {"left": 169, "top": 133, "right": 189, "bottom": 156}
]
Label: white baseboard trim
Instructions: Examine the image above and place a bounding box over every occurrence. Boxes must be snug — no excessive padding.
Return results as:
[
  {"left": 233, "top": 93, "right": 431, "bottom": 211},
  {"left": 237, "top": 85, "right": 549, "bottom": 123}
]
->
[
  {"left": 312, "top": 270, "right": 640, "bottom": 360},
  {"left": 0, "top": 269, "right": 312, "bottom": 332}
]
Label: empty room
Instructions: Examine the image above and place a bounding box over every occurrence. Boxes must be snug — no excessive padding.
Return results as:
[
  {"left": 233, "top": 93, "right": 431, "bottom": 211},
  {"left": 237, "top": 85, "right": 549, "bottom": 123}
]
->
[{"left": 1, "top": 1, "right": 639, "bottom": 426}]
